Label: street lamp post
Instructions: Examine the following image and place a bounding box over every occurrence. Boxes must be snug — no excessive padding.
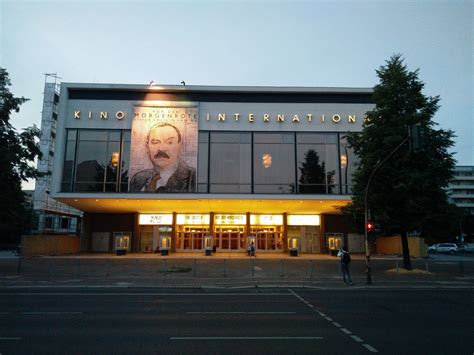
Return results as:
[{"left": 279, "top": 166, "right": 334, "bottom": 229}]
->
[{"left": 364, "top": 135, "right": 410, "bottom": 285}]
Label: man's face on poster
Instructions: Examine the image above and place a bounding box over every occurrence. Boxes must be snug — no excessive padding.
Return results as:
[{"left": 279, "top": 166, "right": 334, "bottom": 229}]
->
[{"left": 146, "top": 124, "right": 181, "bottom": 169}]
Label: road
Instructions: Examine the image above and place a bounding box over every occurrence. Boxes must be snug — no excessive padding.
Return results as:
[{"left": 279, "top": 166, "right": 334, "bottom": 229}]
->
[{"left": 0, "top": 287, "right": 472, "bottom": 354}]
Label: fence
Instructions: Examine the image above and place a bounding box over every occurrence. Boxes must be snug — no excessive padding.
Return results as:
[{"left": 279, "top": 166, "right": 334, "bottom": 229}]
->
[{"left": 1, "top": 258, "right": 472, "bottom": 282}]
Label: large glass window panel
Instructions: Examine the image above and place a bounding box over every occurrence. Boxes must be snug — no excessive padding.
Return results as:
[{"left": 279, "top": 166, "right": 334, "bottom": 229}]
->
[
  {"left": 106, "top": 141, "right": 120, "bottom": 186},
  {"left": 340, "top": 134, "right": 358, "bottom": 194},
  {"left": 120, "top": 131, "right": 130, "bottom": 192},
  {"left": 75, "top": 140, "right": 107, "bottom": 191},
  {"left": 209, "top": 132, "right": 251, "bottom": 193},
  {"left": 253, "top": 133, "right": 295, "bottom": 194},
  {"left": 74, "top": 130, "right": 108, "bottom": 192},
  {"left": 325, "top": 144, "right": 339, "bottom": 194},
  {"left": 297, "top": 133, "right": 339, "bottom": 194},
  {"left": 79, "top": 131, "right": 108, "bottom": 141},
  {"left": 61, "top": 129, "right": 77, "bottom": 192}
]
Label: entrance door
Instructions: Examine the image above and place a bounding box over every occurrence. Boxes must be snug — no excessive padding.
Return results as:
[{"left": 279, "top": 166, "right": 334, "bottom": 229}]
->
[
  {"left": 215, "top": 226, "right": 245, "bottom": 251},
  {"left": 251, "top": 226, "right": 283, "bottom": 252},
  {"left": 176, "top": 226, "right": 210, "bottom": 251},
  {"left": 91, "top": 232, "right": 110, "bottom": 252}
]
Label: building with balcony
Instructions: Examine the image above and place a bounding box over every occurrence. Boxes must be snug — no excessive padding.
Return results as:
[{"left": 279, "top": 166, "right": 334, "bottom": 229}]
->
[
  {"left": 448, "top": 166, "right": 474, "bottom": 216},
  {"left": 49, "top": 83, "right": 374, "bottom": 253}
]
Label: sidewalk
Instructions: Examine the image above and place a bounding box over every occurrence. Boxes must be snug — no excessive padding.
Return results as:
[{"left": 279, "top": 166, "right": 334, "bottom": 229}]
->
[{"left": 1, "top": 252, "right": 473, "bottom": 289}]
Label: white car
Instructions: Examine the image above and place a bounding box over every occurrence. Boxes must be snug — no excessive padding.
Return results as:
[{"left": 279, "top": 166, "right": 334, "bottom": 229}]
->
[{"left": 428, "top": 243, "right": 458, "bottom": 254}]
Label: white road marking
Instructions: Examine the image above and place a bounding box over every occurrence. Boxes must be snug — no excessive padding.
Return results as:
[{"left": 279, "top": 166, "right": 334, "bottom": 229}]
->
[
  {"left": 0, "top": 292, "right": 293, "bottom": 296},
  {"left": 0, "top": 337, "right": 22, "bottom": 340},
  {"left": 254, "top": 266, "right": 262, "bottom": 271},
  {"left": 170, "top": 336, "right": 323, "bottom": 340},
  {"left": 288, "top": 289, "right": 379, "bottom": 353},
  {"left": 21, "top": 311, "right": 83, "bottom": 315},
  {"left": 363, "top": 343, "right": 378, "bottom": 352},
  {"left": 186, "top": 312, "right": 296, "bottom": 314}
]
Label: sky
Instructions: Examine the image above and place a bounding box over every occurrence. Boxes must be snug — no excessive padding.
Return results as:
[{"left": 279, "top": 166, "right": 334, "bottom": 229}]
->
[{"left": 1, "top": 0, "right": 473, "bottom": 190}]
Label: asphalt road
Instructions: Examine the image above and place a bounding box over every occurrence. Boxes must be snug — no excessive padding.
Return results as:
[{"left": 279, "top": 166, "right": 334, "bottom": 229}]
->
[{"left": 0, "top": 287, "right": 472, "bottom": 354}]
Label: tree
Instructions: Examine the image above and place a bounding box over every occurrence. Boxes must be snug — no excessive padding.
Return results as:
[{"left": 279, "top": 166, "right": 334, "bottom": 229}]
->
[
  {"left": 341, "top": 54, "right": 457, "bottom": 270},
  {"left": 0, "top": 68, "right": 44, "bottom": 245}
]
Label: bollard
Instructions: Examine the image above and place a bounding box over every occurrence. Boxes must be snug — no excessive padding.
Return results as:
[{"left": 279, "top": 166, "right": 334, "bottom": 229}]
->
[
  {"left": 425, "top": 261, "right": 429, "bottom": 273},
  {"left": 194, "top": 259, "right": 197, "bottom": 277},
  {"left": 396, "top": 261, "right": 399, "bottom": 274},
  {"left": 280, "top": 259, "right": 284, "bottom": 277},
  {"left": 459, "top": 261, "right": 464, "bottom": 278},
  {"left": 224, "top": 259, "right": 227, "bottom": 277},
  {"left": 309, "top": 260, "right": 313, "bottom": 278},
  {"left": 17, "top": 257, "right": 22, "bottom": 275}
]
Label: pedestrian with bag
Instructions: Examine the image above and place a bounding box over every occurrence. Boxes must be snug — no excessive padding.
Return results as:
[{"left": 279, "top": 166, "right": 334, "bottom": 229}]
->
[{"left": 337, "top": 246, "right": 353, "bottom": 285}]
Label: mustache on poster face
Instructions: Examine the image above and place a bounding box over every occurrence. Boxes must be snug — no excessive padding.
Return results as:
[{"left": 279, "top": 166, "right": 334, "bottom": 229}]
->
[{"left": 154, "top": 150, "right": 170, "bottom": 159}]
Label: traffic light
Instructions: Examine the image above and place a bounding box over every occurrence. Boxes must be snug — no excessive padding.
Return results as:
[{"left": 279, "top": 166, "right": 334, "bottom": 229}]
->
[
  {"left": 367, "top": 221, "right": 375, "bottom": 233},
  {"left": 366, "top": 221, "right": 381, "bottom": 240}
]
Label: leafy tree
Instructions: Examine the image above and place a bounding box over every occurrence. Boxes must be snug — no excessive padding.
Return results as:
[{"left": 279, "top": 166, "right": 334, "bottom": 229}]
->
[
  {"left": 0, "top": 68, "right": 44, "bottom": 245},
  {"left": 342, "top": 55, "right": 457, "bottom": 269}
]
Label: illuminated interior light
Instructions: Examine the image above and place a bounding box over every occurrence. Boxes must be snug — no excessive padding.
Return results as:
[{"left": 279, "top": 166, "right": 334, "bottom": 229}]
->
[
  {"left": 262, "top": 153, "right": 272, "bottom": 168},
  {"left": 111, "top": 152, "right": 119, "bottom": 167},
  {"left": 340, "top": 154, "right": 348, "bottom": 168}
]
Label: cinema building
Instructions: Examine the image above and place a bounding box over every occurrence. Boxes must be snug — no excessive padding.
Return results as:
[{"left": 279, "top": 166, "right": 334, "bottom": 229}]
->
[{"left": 50, "top": 83, "right": 373, "bottom": 254}]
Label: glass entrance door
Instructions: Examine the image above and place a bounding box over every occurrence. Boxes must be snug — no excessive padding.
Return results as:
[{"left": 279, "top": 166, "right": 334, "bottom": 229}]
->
[
  {"left": 214, "top": 226, "right": 245, "bottom": 251},
  {"left": 176, "top": 226, "right": 210, "bottom": 251},
  {"left": 250, "top": 226, "right": 283, "bottom": 252}
]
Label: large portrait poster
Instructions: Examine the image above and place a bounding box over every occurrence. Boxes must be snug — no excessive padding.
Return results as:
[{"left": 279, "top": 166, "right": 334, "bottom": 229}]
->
[{"left": 129, "top": 106, "right": 198, "bottom": 193}]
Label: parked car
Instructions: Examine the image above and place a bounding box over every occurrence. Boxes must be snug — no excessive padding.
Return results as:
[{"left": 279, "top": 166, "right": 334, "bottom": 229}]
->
[
  {"left": 428, "top": 243, "right": 458, "bottom": 254},
  {"left": 456, "top": 244, "right": 472, "bottom": 253}
]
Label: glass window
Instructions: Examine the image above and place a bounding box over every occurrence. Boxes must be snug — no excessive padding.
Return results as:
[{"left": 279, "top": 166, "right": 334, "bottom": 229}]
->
[
  {"left": 297, "top": 133, "right": 339, "bottom": 194},
  {"left": 61, "top": 129, "right": 77, "bottom": 192},
  {"left": 253, "top": 133, "right": 295, "bottom": 194},
  {"left": 340, "top": 134, "right": 358, "bottom": 194},
  {"left": 75, "top": 139, "right": 107, "bottom": 191},
  {"left": 73, "top": 130, "right": 125, "bottom": 192},
  {"left": 120, "top": 131, "right": 130, "bottom": 192},
  {"left": 62, "top": 129, "right": 130, "bottom": 193},
  {"left": 60, "top": 218, "right": 69, "bottom": 229},
  {"left": 209, "top": 132, "right": 251, "bottom": 193}
]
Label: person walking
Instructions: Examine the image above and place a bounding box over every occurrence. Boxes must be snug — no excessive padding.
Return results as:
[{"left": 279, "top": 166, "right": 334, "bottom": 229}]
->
[{"left": 337, "top": 246, "right": 353, "bottom": 285}]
